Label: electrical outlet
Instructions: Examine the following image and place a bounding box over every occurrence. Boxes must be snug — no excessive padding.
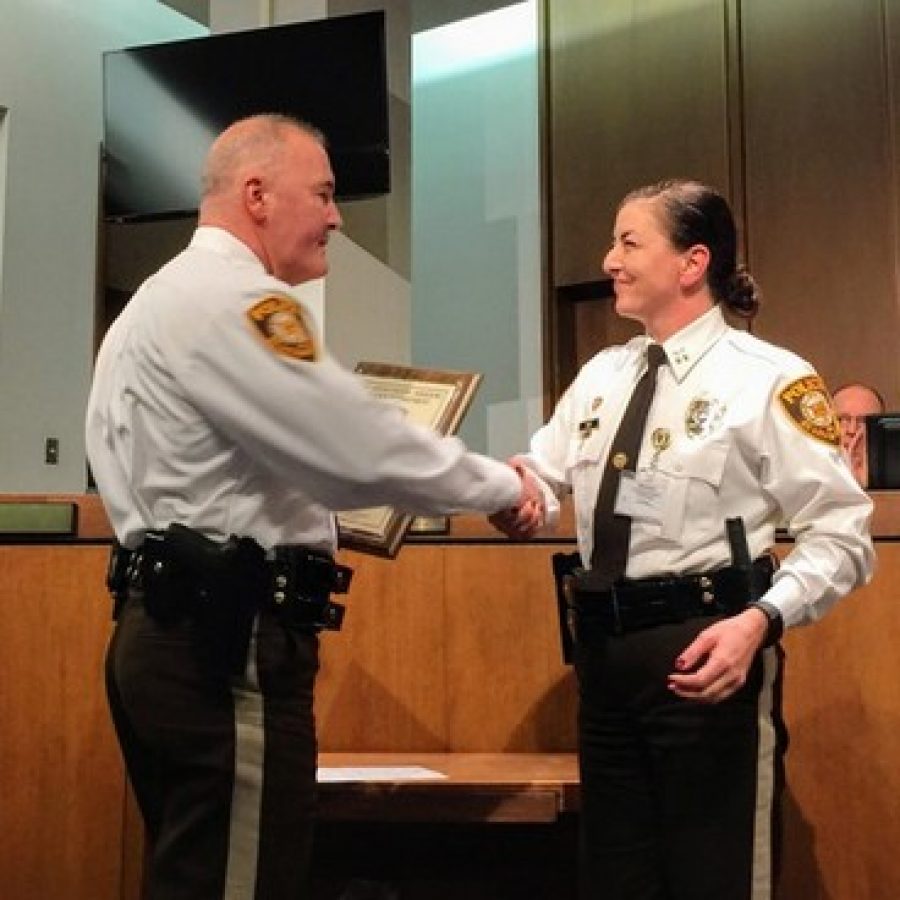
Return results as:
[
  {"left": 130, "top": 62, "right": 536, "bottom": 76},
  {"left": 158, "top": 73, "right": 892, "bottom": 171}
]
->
[{"left": 45, "top": 437, "right": 59, "bottom": 465}]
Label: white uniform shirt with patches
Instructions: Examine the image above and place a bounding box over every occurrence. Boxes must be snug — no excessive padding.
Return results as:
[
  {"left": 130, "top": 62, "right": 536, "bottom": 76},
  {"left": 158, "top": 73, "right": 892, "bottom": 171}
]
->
[
  {"left": 86, "top": 227, "right": 521, "bottom": 553},
  {"left": 523, "top": 305, "right": 874, "bottom": 628}
]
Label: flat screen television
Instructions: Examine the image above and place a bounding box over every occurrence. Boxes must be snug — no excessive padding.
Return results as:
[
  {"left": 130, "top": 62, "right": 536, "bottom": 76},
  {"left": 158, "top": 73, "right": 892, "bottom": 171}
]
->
[
  {"left": 866, "top": 413, "right": 900, "bottom": 488},
  {"left": 102, "top": 11, "right": 389, "bottom": 222}
]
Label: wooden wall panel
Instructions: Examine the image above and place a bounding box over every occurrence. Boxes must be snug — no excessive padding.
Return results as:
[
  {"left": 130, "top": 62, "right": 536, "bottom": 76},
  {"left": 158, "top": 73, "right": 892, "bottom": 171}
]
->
[
  {"left": 742, "top": 0, "right": 900, "bottom": 402},
  {"left": 317, "top": 544, "right": 578, "bottom": 753},
  {"left": 316, "top": 548, "right": 450, "bottom": 751},
  {"left": 779, "top": 542, "right": 900, "bottom": 899},
  {"left": 548, "top": 0, "right": 733, "bottom": 287},
  {"left": 443, "top": 544, "right": 577, "bottom": 751},
  {"left": 573, "top": 300, "right": 643, "bottom": 371},
  {"left": 5, "top": 500, "right": 900, "bottom": 896},
  {"left": 0, "top": 546, "right": 125, "bottom": 900}
]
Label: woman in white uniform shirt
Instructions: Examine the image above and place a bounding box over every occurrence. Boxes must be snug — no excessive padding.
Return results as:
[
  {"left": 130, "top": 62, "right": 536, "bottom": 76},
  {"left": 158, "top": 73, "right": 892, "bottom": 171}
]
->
[{"left": 497, "top": 179, "right": 874, "bottom": 899}]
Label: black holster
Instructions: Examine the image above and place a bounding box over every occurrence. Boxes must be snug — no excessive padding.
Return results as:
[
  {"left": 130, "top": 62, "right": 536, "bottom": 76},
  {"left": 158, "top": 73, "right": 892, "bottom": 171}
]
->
[
  {"left": 106, "top": 541, "right": 133, "bottom": 621},
  {"left": 137, "top": 524, "right": 265, "bottom": 675},
  {"left": 114, "top": 525, "right": 351, "bottom": 676}
]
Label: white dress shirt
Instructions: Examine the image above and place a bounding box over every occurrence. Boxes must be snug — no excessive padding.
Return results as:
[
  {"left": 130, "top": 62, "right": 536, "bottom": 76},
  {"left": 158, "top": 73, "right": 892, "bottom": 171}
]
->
[
  {"left": 86, "top": 227, "right": 520, "bottom": 553},
  {"left": 523, "top": 305, "right": 874, "bottom": 628}
]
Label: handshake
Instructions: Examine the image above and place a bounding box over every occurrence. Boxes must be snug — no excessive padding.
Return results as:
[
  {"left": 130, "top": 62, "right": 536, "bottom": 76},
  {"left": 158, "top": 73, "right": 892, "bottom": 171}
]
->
[{"left": 488, "top": 457, "right": 548, "bottom": 540}]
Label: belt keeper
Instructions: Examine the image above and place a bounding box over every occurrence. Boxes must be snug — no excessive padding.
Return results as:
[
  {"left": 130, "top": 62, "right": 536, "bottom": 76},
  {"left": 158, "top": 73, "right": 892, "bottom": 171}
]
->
[
  {"left": 609, "top": 583, "right": 624, "bottom": 636},
  {"left": 332, "top": 563, "right": 352, "bottom": 593},
  {"left": 321, "top": 600, "right": 346, "bottom": 630},
  {"left": 562, "top": 574, "right": 578, "bottom": 646}
]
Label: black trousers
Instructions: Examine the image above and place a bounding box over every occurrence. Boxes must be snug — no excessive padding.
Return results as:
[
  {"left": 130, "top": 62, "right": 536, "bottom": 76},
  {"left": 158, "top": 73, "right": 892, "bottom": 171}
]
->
[
  {"left": 575, "top": 617, "right": 785, "bottom": 900},
  {"left": 106, "top": 593, "right": 319, "bottom": 900}
]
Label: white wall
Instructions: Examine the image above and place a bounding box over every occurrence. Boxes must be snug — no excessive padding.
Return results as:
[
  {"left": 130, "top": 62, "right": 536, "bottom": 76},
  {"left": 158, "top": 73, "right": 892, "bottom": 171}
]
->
[
  {"left": 0, "top": 0, "right": 538, "bottom": 490},
  {"left": 0, "top": 0, "right": 205, "bottom": 491},
  {"left": 412, "top": 0, "right": 542, "bottom": 457}
]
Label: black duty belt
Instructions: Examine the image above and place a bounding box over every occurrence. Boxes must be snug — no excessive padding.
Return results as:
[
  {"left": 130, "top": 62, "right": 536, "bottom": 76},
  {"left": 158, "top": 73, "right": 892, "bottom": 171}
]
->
[
  {"left": 268, "top": 544, "right": 352, "bottom": 631},
  {"left": 109, "top": 526, "right": 352, "bottom": 633},
  {"left": 563, "top": 556, "right": 775, "bottom": 640}
]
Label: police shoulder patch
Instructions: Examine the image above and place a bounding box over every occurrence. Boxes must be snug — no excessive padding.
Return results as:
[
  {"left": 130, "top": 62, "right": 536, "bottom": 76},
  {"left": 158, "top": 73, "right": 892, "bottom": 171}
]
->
[
  {"left": 246, "top": 294, "right": 318, "bottom": 362},
  {"left": 777, "top": 374, "right": 840, "bottom": 447}
]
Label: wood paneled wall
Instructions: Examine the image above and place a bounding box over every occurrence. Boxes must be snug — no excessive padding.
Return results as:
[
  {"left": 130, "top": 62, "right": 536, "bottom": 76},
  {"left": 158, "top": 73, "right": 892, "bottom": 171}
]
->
[
  {"left": 741, "top": 0, "right": 900, "bottom": 400},
  {"left": 317, "top": 543, "right": 578, "bottom": 752},
  {"left": 546, "top": 0, "right": 900, "bottom": 405},
  {"left": 1, "top": 545, "right": 125, "bottom": 900},
  {"left": 6, "top": 493, "right": 900, "bottom": 898},
  {"left": 547, "top": 0, "right": 736, "bottom": 288},
  {"left": 779, "top": 543, "right": 900, "bottom": 899}
]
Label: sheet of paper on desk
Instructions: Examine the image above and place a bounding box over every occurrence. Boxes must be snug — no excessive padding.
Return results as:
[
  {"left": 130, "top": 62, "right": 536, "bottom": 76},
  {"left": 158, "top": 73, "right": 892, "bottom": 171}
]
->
[{"left": 316, "top": 766, "right": 448, "bottom": 783}]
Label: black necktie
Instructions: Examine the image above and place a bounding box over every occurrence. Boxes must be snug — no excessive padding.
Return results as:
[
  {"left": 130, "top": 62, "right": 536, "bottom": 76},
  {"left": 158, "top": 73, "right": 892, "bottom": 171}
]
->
[{"left": 589, "top": 343, "right": 666, "bottom": 587}]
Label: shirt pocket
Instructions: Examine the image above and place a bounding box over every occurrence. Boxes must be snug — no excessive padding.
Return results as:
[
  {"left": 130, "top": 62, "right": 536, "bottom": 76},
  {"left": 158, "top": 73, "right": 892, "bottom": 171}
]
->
[{"left": 653, "top": 438, "right": 730, "bottom": 541}]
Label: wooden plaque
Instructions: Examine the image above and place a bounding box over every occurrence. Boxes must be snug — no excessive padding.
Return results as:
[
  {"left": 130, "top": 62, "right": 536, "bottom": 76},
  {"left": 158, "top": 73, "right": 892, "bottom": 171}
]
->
[{"left": 337, "top": 363, "right": 482, "bottom": 557}]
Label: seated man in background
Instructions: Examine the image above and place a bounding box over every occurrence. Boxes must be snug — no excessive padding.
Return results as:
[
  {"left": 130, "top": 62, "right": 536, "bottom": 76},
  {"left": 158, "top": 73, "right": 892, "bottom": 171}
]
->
[{"left": 833, "top": 383, "right": 886, "bottom": 487}]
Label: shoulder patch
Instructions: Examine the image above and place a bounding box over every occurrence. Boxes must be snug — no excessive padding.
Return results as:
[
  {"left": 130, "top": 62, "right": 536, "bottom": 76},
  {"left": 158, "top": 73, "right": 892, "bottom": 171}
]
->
[
  {"left": 777, "top": 375, "right": 840, "bottom": 447},
  {"left": 246, "top": 294, "right": 318, "bottom": 361}
]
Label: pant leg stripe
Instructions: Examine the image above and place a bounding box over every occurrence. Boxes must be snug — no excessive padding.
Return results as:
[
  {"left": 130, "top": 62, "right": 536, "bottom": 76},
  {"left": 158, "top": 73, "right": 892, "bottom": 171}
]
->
[
  {"left": 223, "top": 625, "right": 265, "bottom": 899},
  {"left": 751, "top": 645, "right": 783, "bottom": 900}
]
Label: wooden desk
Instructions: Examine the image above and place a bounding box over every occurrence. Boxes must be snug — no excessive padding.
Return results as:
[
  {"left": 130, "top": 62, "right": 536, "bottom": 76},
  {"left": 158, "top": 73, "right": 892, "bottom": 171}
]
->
[
  {"left": 312, "top": 753, "right": 580, "bottom": 900},
  {"left": 317, "top": 752, "right": 579, "bottom": 823}
]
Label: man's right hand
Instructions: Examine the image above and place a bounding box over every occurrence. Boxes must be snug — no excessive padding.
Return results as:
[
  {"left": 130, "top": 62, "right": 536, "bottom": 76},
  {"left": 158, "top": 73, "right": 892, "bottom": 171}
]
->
[{"left": 489, "top": 461, "right": 545, "bottom": 540}]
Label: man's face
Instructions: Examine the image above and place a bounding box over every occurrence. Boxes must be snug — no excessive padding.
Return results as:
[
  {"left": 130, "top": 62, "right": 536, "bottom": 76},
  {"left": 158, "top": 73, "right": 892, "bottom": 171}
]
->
[
  {"left": 258, "top": 131, "right": 342, "bottom": 285},
  {"left": 834, "top": 385, "right": 883, "bottom": 452}
]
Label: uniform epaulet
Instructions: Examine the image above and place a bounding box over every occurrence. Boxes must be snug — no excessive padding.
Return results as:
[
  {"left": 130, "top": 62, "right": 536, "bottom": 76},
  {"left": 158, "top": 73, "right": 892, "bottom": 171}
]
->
[
  {"left": 246, "top": 293, "right": 318, "bottom": 362},
  {"left": 777, "top": 374, "right": 840, "bottom": 447},
  {"left": 727, "top": 329, "right": 791, "bottom": 365}
]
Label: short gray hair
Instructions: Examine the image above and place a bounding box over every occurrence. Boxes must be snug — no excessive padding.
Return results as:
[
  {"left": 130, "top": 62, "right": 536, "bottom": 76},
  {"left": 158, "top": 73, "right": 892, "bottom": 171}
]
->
[{"left": 201, "top": 113, "right": 325, "bottom": 198}]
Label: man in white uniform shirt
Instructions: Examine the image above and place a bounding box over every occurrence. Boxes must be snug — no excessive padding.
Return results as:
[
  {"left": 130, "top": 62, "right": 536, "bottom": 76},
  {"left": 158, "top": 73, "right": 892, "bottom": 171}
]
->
[{"left": 86, "top": 114, "right": 543, "bottom": 900}]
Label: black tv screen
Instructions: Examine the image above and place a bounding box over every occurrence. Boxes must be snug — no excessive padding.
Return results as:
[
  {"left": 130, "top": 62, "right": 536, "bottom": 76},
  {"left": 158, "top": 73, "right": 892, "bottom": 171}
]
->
[
  {"left": 866, "top": 413, "right": 900, "bottom": 488},
  {"left": 102, "top": 11, "right": 389, "bottom": 221}
]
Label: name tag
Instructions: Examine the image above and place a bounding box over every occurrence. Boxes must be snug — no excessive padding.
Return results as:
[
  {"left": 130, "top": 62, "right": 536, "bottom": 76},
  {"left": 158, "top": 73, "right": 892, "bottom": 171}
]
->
[{"left": 614, "top": 470, "right": 665, "bottom": 524}]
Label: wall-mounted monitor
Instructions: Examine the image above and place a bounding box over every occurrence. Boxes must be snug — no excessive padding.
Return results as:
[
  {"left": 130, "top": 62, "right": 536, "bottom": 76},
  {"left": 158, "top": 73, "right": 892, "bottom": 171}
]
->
[
  {"left": 102, "top": 11, "right": 389, "bottom": 222},
  {"left": 866, "top": 413, "right": 900, "bottom": 488}
]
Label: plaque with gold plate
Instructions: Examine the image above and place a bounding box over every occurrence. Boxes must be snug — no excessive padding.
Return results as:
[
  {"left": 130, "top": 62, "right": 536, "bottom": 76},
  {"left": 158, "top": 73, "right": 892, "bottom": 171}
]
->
[{"left": 336, "top": 362, "right": 482, "bottom": 557}]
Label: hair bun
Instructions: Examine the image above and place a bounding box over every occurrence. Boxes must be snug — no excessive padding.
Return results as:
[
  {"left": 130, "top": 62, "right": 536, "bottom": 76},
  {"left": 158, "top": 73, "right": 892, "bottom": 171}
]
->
[{"left": 726, "top": 265, "right": 761, "bottom": 319}]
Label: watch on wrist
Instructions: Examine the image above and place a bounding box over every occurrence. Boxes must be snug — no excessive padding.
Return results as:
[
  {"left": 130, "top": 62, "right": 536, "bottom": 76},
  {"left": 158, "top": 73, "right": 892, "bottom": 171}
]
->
[{"left": 747, "top": 600, "right": 784, "bottom": 647}]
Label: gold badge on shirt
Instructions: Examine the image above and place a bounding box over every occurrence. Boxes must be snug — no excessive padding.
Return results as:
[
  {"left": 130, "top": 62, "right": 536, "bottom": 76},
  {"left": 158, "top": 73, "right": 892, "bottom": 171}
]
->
[
  {"left": 246, "top": 294, "right": 318, "bottom": 362},
  {"left": 685, "top": 397, "right": 726, "bottom": 439},
  {"left": 777, "top": 375, "right": 840, "bottom": 447},
  {"left": 651, "top": 427, "right": 672, "bottom": 453}
]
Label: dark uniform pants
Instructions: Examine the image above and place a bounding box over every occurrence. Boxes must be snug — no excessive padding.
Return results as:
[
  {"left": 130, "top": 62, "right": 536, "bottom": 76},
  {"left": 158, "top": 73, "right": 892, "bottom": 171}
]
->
[
  {"left": 106, "top": 593, "right": 319, "bottom": 900},
  {"left": 575, "top": 616, "right": 785, "bottom": 900}
]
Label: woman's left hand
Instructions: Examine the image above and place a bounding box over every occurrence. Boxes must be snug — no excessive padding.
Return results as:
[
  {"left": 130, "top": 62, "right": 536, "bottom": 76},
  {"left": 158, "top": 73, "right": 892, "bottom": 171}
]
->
[{"left": 666, "top": 608, "right": 769, "bottom": 703}]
